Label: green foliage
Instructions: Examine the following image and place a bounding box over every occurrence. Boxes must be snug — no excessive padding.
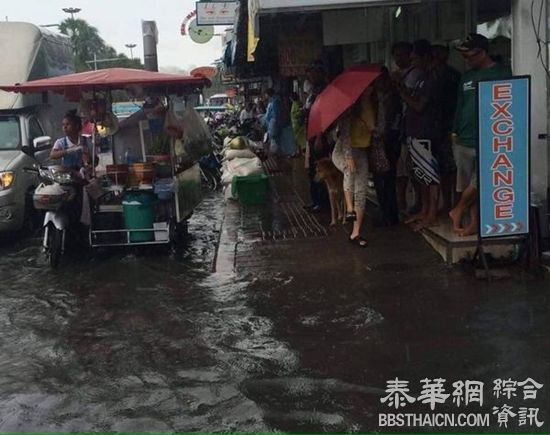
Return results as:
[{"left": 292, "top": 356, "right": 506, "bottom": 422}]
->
[
  {"left": 148, "top": 135, "right": 171, "bottom": 156},
  {"left": 59, "top": 18, "right": 144, "bottom": 72}
]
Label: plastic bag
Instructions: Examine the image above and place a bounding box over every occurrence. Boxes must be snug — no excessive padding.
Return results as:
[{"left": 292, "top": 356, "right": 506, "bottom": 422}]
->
[
  {"left": 164, "top": 103, "right": 184, "bottom": 138},
  {"left": 223, "top": 149, "right": 256, "bottom": 161},
  {"left": 182, "top": 107, "right": 212, "bottom": 160},
  {"left": 226, "top": 157, "right": 264, "bottom": 177}
]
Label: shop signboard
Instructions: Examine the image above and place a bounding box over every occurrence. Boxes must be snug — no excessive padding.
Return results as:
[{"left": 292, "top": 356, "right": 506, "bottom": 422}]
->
[
  {"left": 278, "top": 32, "right": 321, "bottom": 77},
  {"left": 196, "top": 1, "right": 238, "bottom": 26},
  {"left": 478, "top": 76, "right": 530, "bottom": 239}
]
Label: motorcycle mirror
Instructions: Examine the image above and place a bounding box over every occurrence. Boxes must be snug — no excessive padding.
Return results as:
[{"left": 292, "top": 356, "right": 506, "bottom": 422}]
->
[{"left": 33, "top": 136, "right": 52, "bottom": 150}]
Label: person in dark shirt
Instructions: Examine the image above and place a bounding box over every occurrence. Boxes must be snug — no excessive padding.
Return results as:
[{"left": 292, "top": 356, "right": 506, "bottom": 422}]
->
[
  {"left": 398, "top": 39, "right": 443, "bottom": 229},
  {"left": 303, "top": 60, "right": 330, "bottom": 213},
  {"left": 431, "top": 43, "right": 461, "bottom": 215},
  {"left": 373, "top": 67, "right": 402, "bottom": 226}
]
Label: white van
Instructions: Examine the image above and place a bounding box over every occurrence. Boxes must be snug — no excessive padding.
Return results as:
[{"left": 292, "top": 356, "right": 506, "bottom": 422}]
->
[
  {"left": 0, "top": 22, "right": 74, "bottom": 233},
  {"left": 208, "top": 93, "right": 234, "bottom": 107}
]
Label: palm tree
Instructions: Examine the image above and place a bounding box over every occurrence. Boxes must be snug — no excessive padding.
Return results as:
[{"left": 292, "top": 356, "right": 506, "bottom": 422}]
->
[
  {"left": 59, "top": 18, "right": 106, "bottom": 71},
  {"left": 59, "top": 18, "right": 144, "bottom": 71}
]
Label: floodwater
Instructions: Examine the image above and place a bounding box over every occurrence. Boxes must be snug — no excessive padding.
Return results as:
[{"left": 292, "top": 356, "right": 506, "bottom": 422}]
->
[
  {"left": 1, "top": 191, "right": 549, "bottom": 432},
  {"left": 0, "top": 193, "right": 383, "bottom": 432},
  {"left": 0, "top": 193, "right": 267, "bottom": 432}
]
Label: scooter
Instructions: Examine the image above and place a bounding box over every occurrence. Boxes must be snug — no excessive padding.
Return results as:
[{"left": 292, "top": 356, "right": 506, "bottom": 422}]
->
[{"left": 30, "top": 166, "right": 84, "bottom": 268}]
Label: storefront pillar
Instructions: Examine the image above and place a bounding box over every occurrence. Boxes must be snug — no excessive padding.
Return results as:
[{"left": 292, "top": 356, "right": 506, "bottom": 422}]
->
[{"left": 512, "top": 0, "right": 549, "bottom": 235}]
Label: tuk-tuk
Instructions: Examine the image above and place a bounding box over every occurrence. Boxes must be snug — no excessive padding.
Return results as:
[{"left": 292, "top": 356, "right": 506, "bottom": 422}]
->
[{"left": 0, "top": 68, "right": 211, "bottom": 260}]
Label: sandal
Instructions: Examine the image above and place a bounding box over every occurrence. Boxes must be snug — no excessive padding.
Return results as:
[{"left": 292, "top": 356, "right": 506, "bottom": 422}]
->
[
  {"left": 345, "top": 211, "right": 357, "bottom": 222},
  {"left": 349, "top": 235, "right": 368, "bottom": 247}
]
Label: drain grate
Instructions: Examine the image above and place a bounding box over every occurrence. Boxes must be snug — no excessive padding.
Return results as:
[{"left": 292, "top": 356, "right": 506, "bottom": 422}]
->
[
  {"left": 263, "top": 157, "right": 283, "bottom": 175},
  {"left": 238, "top": 201, "right": 327, "bottom": 242}
]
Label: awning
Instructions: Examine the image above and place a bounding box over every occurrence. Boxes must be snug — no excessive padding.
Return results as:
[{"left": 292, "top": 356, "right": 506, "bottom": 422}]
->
[
  {"left": 250, "top": 0, "right": 424, "bottom": 15},
  {"left": 0, "top": 68, "right": 211, "bottom": 94}
]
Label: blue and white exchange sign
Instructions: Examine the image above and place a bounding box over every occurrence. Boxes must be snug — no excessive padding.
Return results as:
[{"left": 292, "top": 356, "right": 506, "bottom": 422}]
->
[{"left": 478, "top": 76, "right": 530, "bottom": 239}]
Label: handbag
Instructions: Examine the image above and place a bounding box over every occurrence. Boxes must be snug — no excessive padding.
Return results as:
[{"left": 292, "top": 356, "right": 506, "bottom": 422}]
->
[{"left": 368, "top": 133, "right": 390, "bottom": 173}]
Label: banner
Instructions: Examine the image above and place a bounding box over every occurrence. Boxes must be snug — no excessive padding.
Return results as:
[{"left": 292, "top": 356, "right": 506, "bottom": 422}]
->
[
  {"left": 196, "top": 1, "right": 238, "bottom": 26},
  {"left": 478, "top": 76, "right": 530, "bottom": 238}
]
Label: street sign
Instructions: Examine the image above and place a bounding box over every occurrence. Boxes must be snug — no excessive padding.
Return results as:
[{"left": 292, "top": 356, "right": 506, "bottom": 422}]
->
[
  {"left": 478, "top": 76, "right": 530, "bottom": 239},
  {"left": 196, "top": 1, "right": 238, "bottom": 26}
]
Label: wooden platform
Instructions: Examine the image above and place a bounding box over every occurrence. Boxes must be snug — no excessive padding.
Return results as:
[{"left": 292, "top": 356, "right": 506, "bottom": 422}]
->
[{"left": 420, "top": 220, "right": 522, "bottom": 265}]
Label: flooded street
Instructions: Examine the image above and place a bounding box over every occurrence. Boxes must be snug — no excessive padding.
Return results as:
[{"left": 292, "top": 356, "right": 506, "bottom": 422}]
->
[
  {"left": 1, "top": 190, "right": 549, "bottom": 432},
  {"left": 0, "top": 193, "right": 279, "bottom": 432}
]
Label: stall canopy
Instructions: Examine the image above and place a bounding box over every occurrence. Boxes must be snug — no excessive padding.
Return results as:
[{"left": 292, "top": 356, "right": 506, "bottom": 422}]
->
[{"left": 0, "top": 68, "right": 211, "bottom": 97}]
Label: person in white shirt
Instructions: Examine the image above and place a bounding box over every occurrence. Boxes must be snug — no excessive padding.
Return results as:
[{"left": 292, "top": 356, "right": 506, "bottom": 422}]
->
[
  {"left": 239, "top": 102, "right": 255, "bottom": 123},
  {"left": 50, "top": 110, "right": 91, "bottom": 176}
]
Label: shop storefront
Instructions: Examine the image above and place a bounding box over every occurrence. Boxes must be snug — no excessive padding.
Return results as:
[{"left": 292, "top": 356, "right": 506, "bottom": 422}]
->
[{"left": 239, "top": 0, "right": 549, "bottom": 236}]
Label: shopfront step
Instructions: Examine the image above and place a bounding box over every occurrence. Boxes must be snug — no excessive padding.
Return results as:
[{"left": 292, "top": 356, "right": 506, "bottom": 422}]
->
[{"left": 420, "top": 221, "right": 522, "bottom": 265}]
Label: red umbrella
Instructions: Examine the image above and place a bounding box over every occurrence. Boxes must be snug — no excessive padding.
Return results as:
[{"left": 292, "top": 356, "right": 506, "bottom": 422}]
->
[{"left": 307, "top": 64, "right": 382, "bottom": 140}]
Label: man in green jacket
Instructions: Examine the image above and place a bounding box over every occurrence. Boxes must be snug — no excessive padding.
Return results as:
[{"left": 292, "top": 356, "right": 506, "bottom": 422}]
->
[{"left": 449, "top": 33, "right": 512, "bottom": 236}]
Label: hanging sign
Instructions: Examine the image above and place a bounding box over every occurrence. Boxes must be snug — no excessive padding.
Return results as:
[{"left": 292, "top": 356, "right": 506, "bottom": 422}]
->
[
  {"left": 478, "top": 76, "right": 530, "bottom": 238},
  {"left": 181, "top": 10, "right": 197, "bottom": 36},
  {"left": 196, "top": 1, "right": 238, "bottom": 26}
]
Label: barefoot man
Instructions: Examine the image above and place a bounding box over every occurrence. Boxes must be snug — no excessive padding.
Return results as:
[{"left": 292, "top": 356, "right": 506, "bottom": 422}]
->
[{"left": 449, "top": 34, "right": 512, "bottom": 236}]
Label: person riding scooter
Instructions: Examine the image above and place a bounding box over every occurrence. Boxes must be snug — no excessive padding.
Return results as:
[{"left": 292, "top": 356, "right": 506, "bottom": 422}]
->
[
  {"left": 47, "top": 110, "right": 94, "bottom": 243},
  {"left": 50, "top": 109, "right": 92, "bottom": 178}
]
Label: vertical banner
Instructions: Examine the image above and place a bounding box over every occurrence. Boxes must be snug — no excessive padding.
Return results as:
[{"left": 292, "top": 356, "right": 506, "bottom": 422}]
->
[{"left": 478, "top": 76, "right": 530, "bottom": 239}]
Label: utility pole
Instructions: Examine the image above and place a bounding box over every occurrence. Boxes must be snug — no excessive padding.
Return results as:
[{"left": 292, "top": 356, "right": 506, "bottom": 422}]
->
[{"left": 125, "top": 43, "right": 137, "bottom": 60}]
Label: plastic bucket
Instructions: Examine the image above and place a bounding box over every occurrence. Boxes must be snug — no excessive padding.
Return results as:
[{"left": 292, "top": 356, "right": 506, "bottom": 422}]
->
[
  {"left": 122, "top": 191, "right": 157, "bottom": 242},
  {"left": 231, "top": 174, "right": 269, "bottom": 205}
]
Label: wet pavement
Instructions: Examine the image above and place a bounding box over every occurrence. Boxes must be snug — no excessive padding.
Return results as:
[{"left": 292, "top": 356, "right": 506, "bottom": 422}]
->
[{"left": 0, "top": 164, "right": 550, "bottom": 432}]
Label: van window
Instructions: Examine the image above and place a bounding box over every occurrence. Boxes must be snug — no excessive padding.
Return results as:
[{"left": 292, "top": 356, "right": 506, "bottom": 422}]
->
[
  {"left": 0, "top": 116, "right": 21, "bottom": 150},
  {"left": 28, "top": 117, "right": 44, "bottom": 143}
]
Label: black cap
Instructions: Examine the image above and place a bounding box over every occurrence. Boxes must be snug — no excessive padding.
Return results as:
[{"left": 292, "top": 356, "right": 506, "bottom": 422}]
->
[{"left": 455, "top": 33, "right": 489, "bottom": 52}]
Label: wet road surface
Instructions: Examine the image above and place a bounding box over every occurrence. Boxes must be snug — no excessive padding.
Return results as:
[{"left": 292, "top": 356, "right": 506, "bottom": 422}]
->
[
  {"left": 0, "top": 193, "right": 276, "bottom": 432},
  {"left": 0, "top": 188, "right": 549, "bottom": 432}
]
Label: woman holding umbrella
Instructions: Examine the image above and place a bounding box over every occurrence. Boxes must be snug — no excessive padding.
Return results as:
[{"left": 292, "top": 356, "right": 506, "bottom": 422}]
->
[
  {"left": 336, "top": 86, "right": 377, "bottom": 247},
  {"left": 308, "top": 64, "right": 382, "bottom": 247}
]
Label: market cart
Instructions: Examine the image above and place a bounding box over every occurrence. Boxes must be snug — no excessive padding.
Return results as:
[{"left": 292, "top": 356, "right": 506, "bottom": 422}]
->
[{"left": 1, "top": 68, "right": 211, "bottom": 250}]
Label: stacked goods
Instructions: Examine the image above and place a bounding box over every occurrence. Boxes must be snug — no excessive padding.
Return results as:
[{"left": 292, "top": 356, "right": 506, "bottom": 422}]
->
[
  {"left": 218, "top": 135, "right": 268, "bottom": 204},
  {"left": 128, "top": 163, "right": 155, "bottom": 187},
  {"left": 106, "top": 164, "right": 129, "bottom": 186}
]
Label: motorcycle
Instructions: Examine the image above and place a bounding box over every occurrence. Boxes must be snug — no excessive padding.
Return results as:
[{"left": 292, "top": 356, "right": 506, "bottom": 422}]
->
[{"left": 29, "top": 166, "right": 86, "bottom": 268}]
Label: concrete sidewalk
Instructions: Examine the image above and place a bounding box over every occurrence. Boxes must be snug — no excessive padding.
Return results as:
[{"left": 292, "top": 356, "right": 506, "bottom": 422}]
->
[{"left": 214, "top": 158, "right": 550, "bottom": 432}]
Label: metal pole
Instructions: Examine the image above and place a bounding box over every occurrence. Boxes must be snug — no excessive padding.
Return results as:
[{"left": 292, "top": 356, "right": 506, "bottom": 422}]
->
[
  {"left": 94, "top": 53, "right": 97, "bottom": 70},
  {"left": 125, "top": 43, "right": 137, "bottom": 60},
  {"left": 142, "top": 21, "right": 159, "bottom": 72}
]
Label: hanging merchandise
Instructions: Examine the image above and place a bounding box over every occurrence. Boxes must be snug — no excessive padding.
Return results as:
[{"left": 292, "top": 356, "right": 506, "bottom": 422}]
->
[
  {"left": 164, "top": 103, "right": 185, "bottom": 138},
  {"left": 181, "top": 107, "right": 212, "bottom": 160},
  {"left": 96, "top": 111, "right": 119, "bottom": 138}
]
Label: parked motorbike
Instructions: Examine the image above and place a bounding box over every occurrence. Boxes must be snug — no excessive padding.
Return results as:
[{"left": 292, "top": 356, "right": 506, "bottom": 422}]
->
[{"left": 28, "top": 166, "right": 86, "bottom": 268}]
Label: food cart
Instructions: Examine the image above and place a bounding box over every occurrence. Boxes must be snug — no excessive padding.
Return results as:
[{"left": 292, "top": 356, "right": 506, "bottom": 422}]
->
[{"left": 1, "top": 68, "right": 211, "bottom": 251}]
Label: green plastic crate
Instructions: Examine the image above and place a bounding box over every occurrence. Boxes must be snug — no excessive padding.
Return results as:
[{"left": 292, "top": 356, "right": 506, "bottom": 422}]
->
[{"left": 231, "top": 174, "right": 269, "bottom": 205}]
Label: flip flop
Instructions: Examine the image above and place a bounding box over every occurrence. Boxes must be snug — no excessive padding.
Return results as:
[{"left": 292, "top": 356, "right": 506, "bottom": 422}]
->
[
  {"left": 349, "top": 235, "right": 368, "bottom": 247},
  {"left": 345, "top": 211, "right": 357, "bottom": 222}
]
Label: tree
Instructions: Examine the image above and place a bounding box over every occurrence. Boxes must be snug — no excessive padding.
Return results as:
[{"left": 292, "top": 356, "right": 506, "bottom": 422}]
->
[{"left": 59, "top": 18, "right": 143, "bottom": 71}]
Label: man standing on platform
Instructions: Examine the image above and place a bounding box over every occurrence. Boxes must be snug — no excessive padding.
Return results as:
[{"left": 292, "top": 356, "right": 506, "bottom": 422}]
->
[{"left": 449, "top": 34, "right": 512, "bottom": 236}]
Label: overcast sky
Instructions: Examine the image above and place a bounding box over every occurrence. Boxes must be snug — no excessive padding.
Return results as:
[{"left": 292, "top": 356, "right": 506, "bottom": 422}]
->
[{"left": 3, "top": 0, "right": 227, "bottom": 72}]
